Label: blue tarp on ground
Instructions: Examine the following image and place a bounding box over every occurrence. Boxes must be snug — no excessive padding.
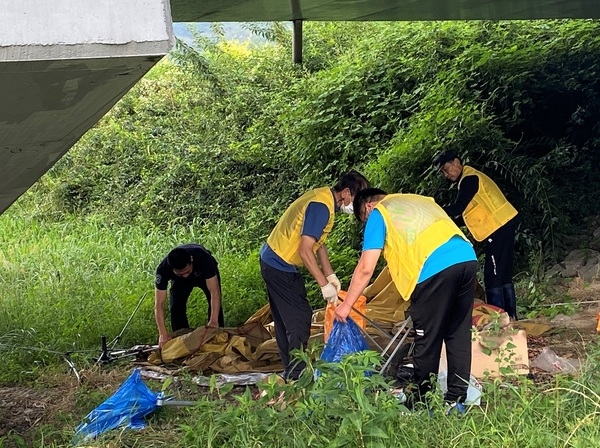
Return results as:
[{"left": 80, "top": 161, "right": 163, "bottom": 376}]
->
[{"left": 74, "top": 368, "right": 159, "bottom": 442}]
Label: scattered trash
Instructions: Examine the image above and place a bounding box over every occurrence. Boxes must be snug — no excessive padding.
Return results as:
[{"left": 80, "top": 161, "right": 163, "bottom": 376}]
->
[
  {"left": 530, "top": 347, "right": 580, "bottom": 374},
  {"left": 390, "top": 368, "right": 482, "bottom": 407},
  {"left": 390, "top": 387, "right": 407, "bottom": 403},
  {"left": 321, "top": 318, "right": 370, "bottom": 364},
  {"left": 437, "top": 369, "right": 483, "bottom": 406},
  {"left": 550, "top": 314, "right": 571, "bottom": 325},
  {"left": 193, "top": 372, "right": 273, "bottom": 387},
  {"left": 470, "top": 328, "right": 530, "bottom": 377},
  {"left": 73, "top": 369, "right": 159, "bottom": 443},
  {"left": 140, "top": 369, "right": 177, "bottom": 382}
]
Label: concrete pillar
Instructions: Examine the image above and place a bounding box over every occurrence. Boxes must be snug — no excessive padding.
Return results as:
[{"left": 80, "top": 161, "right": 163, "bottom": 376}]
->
[
  {"left": 292, "top": 19, "right": 303, "bottom": 64},
  {"left": 0, "top": 1, "right": 174, "bottom": 214}
]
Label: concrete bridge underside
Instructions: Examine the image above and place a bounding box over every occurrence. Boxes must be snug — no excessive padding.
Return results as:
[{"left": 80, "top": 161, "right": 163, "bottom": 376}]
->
[
  {"left": 0, "top": 1, "right": 173, "bottom": 214},
  {"left": 170, "top": 0, "right": 600, "bottom": 22},
  {"left": 2, "top": 0, "right": 600, "bottom": 215}
]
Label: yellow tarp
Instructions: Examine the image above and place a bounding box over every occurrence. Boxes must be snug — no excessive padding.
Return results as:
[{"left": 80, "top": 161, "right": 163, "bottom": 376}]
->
[
  {"left": 363, "top": 266, "right": 410, "bottom": 323},
  {"left": 148, "top": 318, "right": 284, "bottom": 373},
  {"left": 148, "top": 266, "right": 549, "bottom": 374}
]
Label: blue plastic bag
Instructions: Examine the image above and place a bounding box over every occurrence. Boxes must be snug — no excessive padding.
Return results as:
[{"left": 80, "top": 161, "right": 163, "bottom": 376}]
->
[
  {"left": 73, "top": 368, "right": 159, "bottom": 442},
  {"left": 321, "top": 317, "right": 370, "bottom": 363}
]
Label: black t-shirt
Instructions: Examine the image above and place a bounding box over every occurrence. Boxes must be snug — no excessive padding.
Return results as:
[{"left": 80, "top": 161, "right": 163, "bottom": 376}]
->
[
  {"left": 155, "top": 244, "right": 218, "bottom": 291},
  {"left": 442, "top": 175, "right": 479, "bottom": 218}
]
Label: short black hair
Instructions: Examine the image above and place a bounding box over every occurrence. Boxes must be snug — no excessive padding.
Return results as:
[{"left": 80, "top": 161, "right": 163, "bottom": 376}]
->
[
  {"left": 332, "top": 170, "right": 370, "bottom": 196},
  {"left": 433, "top": 150, "right": 461, "bottom": 170},
  {"left": 166, "top": 247, "right": 192, "bottom": 270},
  {"left": 353, "top": 187, "right": 388, "bottom": 222}
]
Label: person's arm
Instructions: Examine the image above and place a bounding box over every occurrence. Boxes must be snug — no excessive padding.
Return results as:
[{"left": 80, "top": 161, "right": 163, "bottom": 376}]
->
[
  {"left": 298, "top": 235, "right": 328, "bottom": 287},
  {"left": 443, "top": 175, "right": 479, "bottom": 218},
  {"left": 335, "top": 209, "right": 385, "bottom": 320},
  {"left": 154, "top": 288, "right": 171, "bottom": 348},
  {"left": 316, "top": 244, "right": 342, "bottom": 291},
  {"left": 205, "top": 275, "right": 222, "bottom": 328},
  {"left": 334, "top": 249, "right": 381, "bottom": 322},
  {"left": 298, "top": 201, "right": 333, "bottom": 287},
  {"left": 316, "top": 244, "right": 334, "bottom": 278}
]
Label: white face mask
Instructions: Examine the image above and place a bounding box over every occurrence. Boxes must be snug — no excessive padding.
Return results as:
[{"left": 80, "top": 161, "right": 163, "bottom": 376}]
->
[{"left": 340, "top": 202, "right": 354, "bottom": 215}]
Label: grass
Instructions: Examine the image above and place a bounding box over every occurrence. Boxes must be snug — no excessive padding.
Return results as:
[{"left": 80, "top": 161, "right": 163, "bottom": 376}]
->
[
  {"left": 4, "top": 348, "right": 599, "bottom": 448},
  {"left": 173, "top": 348, "right": 600, "bottom": 448},
  {"left": 0, "top": 204, "right": 268, "bottom": 384},
  {"left": 2, "top": 203, "right": 600, "bottom": 447}
]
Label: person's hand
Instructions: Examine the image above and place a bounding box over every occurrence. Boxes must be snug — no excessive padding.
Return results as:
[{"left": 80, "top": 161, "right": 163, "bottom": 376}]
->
[
  {"left": 334, "top": 302, "right": 352, "bottom": 323},
  {"left": 158, "top": 333, "right": 172, "bottom": 348},
  {"left": 321, "top": 283, "right": 338, "bottom": 302},
  {"left": 206, "top": 319, "right": 219, "bottom": 329},
  {"left": 326, "top": 273, "right": 342, "bottom": 292}
]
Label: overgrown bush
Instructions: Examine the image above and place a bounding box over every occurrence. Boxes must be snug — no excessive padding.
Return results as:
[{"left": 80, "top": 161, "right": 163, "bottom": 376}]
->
[
  {"left": 4, "top": 19, "right": 600, "bottom": 382},
  {"left": 22, "top": 20, "right": 600, "bottom": 271}
]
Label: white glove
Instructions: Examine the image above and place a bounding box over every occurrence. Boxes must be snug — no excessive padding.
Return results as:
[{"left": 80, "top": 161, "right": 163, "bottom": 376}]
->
[
  {"left": 321, "top": 283, "right": 339, "bottom": 303},
  {"left": 326, "top": 273, "right": 342, "bottom": 292}
]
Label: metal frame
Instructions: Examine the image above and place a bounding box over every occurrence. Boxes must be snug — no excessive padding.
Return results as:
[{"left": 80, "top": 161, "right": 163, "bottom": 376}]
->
[
  {"left": 378, "top": 317, "right": 413, "bottom": 375},
  {"left": 351, "top": 306, "right": 414, "bottom": 375}
]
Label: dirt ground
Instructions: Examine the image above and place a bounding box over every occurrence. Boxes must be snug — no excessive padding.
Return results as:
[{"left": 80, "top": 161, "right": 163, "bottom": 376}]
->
[
  {"left": 1, "top": 279, "right": 599, "bottom": 446},
  {"left": 529, "top": 279, "right": 600, "bottom": 358}
]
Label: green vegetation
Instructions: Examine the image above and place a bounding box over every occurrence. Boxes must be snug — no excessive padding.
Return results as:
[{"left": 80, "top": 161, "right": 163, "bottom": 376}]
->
[
  {"left": 3, "top": 348, "right": 600, "bottom": 447},
  {"left": 0, "top": 208, "right": 266, "bottom": 383},
  {"left": 174, "top": 348, "right": 600, "bottom": 448},
  {"left": 1, "top": 18, "right": 600, "bottom": 447}
]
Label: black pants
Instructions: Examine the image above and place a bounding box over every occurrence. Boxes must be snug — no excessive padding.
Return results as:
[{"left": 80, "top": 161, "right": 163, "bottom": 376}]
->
[
  {"left": 409, "top": 261, "right": 477, "bottom": 404},
  {"left": 260, "top": 259, "right": 312, "bottom": 380},
  {"left": 484, "top": 219, "right": 517, "bottom": 289},
  {"left": 169, "top": 271, "right": 224, "bottom": 331}
]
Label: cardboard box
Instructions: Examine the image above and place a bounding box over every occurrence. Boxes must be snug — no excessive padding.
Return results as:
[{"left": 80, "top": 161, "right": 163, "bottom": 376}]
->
[
  {"left": 471, "top": 328, "right": 529, "bottom": 378},
  {"left": 441, "top": 328, "right": 529, "bottom": 379}
]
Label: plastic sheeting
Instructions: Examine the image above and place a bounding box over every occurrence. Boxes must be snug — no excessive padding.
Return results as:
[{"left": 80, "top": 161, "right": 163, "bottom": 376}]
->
[
  {"left": 530, "top": 347, "right": 580, "bottom": 373},
  {"left": 321, "top": 318, "right": 370, "bottom": 363},
  {"left": 73, "top": 368, "right": 159, "bottom": 442},
  {"left": 362, "top": 266, "right": 411, "bottom": 324},
  {"left": 437, "top": 370, "right": 483, "bottom": 406},
  {"left": 324, "top": 290, "right": 366, "bottom": 342}
]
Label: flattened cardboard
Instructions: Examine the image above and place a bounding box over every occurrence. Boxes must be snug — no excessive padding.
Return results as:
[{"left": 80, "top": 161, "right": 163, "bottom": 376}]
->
[
  {"left": 471, "top": 329, "right": 529, "bottom": 378},
  {"left": 441, "top": 328, "right": 529, "bottom": 379}
]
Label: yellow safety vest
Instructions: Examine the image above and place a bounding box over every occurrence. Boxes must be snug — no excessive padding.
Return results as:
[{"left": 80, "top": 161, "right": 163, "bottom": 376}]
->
[
  {"left": 376, "top": 194, "right": 469, "bottom": 300},
  {"left": 460, "top": 166, "right": 518, "bottom": 242},
  {"left": 266, "top": 187, "right": 335, "bottom": 266}
]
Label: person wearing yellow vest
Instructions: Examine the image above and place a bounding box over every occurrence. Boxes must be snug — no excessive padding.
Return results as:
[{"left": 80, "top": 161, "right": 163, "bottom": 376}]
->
[
  {"left": 433, "top": 150, "right": 519, "bottom": 320},
  {"left": 334, "top": 188, "right": 477, "bottom": 410},
  {"left": 260, "top": 170, "right": 370, "bottom": 381}
]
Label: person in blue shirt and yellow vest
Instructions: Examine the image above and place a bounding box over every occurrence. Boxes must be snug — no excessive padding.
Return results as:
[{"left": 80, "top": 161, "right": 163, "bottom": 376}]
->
[
  {"left": 260, "top": 170, "right": 370, "bottom": 381},
  {"left": 334, "top": 188, "right": 477, "bottom": 409},
  {"left": 433, "top": 150, "right": 519, "bottom": 320}
]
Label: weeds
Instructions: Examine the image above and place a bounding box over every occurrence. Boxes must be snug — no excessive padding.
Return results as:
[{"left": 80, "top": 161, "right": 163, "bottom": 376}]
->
[
  {"left": 3, "top": 341, "right": 600, "bottom": 447},
  {"left": 0, "top": 207, "right": 268, "bottom": 383},
  {"left": 170, "top": 346, "right": 600, "bottom": 448}
]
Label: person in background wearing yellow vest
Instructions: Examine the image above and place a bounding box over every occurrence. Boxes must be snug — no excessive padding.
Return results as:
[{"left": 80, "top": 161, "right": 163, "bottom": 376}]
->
[
  {"left": 260, "top": 170, "right": 370, "bottom": 381},
  {"left": 433, "top": 150, "right": 519, "bottom": 320},
  {"left": 334, "top": 188, "right": 477, "bottom": 411}
]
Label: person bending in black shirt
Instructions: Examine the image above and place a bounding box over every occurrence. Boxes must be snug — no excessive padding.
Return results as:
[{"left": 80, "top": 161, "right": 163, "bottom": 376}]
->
[{"left": 154, "top": 244, "right": 224, "bottom": 347}]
